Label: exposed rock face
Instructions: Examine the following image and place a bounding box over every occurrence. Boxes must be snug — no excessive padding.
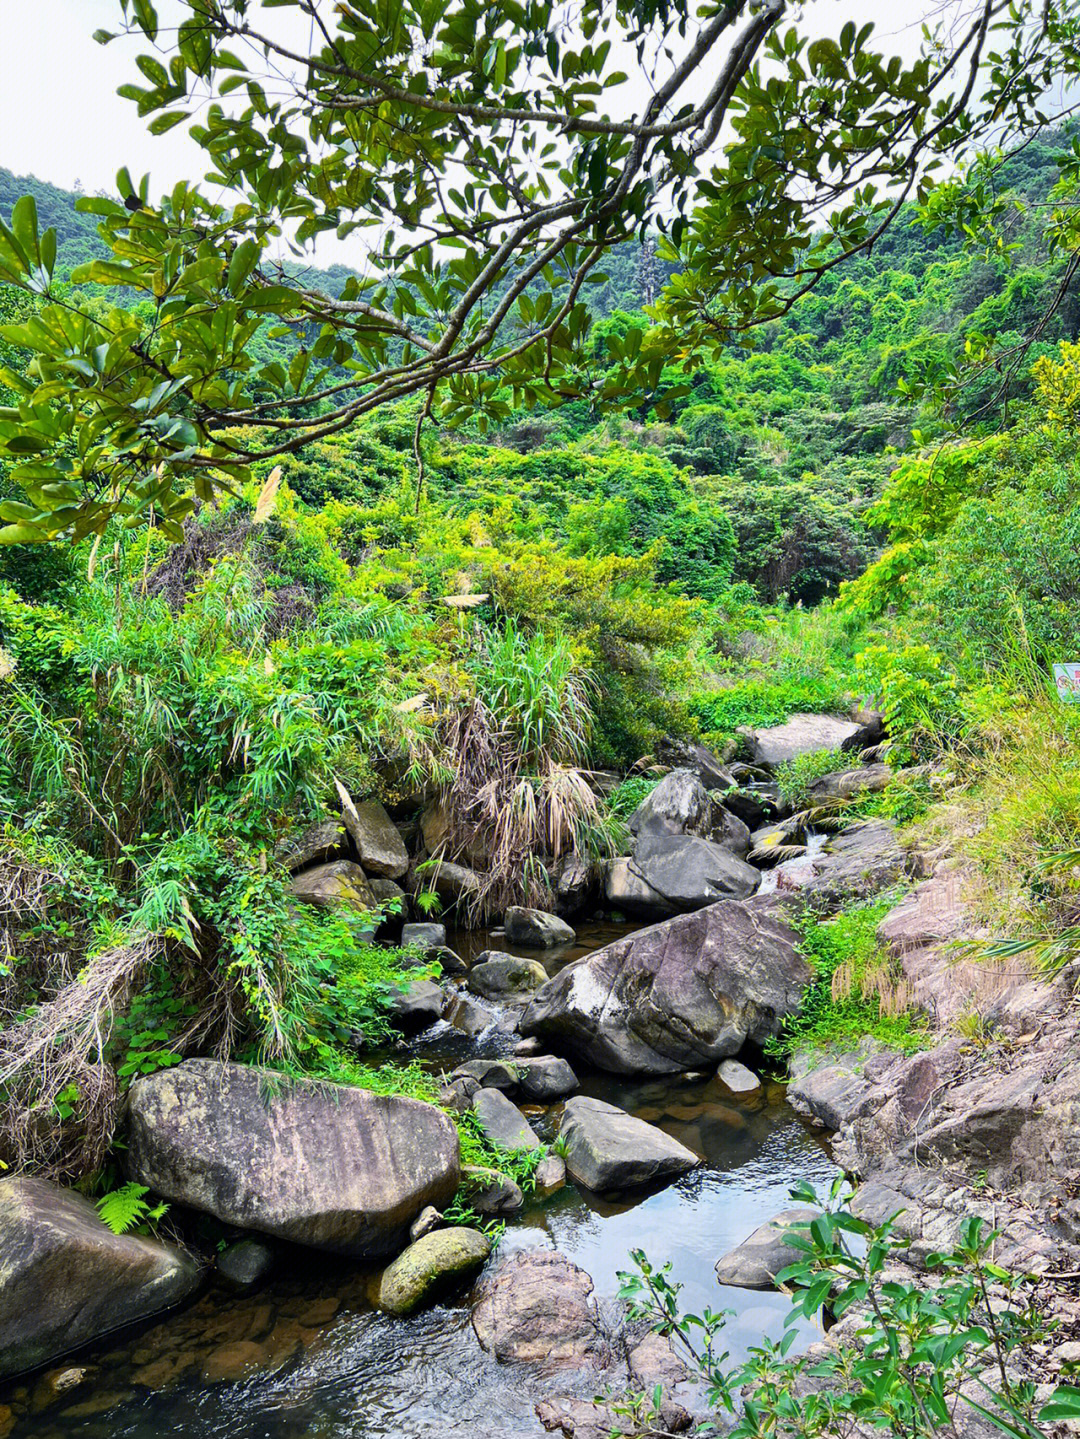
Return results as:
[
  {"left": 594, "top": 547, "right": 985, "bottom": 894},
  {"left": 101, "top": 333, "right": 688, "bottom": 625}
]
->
[
  {"left": 558, "top": 1096, "right": 698, "bottom": 1191},
  {"left": 630, "top": 833, "right": 760, "bottom": 909},
  {"left": 604, "top": 857, "right": 676, "bottom": 920},
  {"left": 377, "top": 1228, "right": 490, "bottom": 1316},
  {"left": 747, "top": 714, "right": 862, "bottom": 767},
  {"left": 468, "top": 953, "right": 549, "bottom": 999},
  {"left": 521, "top": 898, "right": 811, "bottom": 1075},
  {"left": 0, "top": 1177, "right": 201, "bottom": 1380},
  {"left": 126, "top": 1060, "right": 460, "bottom": 1255},
  {"left": 777, "top": 821, "right": 906, "bottom": 907},
  {"left": 517, "top": 1056, "right": 578, "bottom": 1101},
  {"left": 342, "top": 798, "right": 409, "bottom": 879},
  {"left": 471, "top": 1250, "right": 602, "bottom": 1364},
  {"left": 505, "top": 907, "right": 576, "bottom": 949},
  {"left": 714, "top": 1208, "right": 819, "bottom": 1289},
  {"left": 629, "top": 769, "right": 712, "bottom": 838},
  {"left": 718, "top": 1059, "right": 761, "bottom": 1094},
  {"left": 806, "top": 762, "right": 892, "bottom": 805},
  {"left": 288, "top": 860, "right": 376, "bottom": 911},
  {"left": 387, "top": 978, "right": 445, "bottom": 1032},
  {"left": 279, "top": 818, "right": 347, "bottom": 872},
  {"left": 471, "top": 1089, "right": 541, "bottom": 1151}
]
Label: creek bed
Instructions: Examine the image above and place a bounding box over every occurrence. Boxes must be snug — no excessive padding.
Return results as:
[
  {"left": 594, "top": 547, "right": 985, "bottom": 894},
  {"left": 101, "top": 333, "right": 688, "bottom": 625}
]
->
[{"left": 0, "top": 922, "right": 837, "bottom": 1439}]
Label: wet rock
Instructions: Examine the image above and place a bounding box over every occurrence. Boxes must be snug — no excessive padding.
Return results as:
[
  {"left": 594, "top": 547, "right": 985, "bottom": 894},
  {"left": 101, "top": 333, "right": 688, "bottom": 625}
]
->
[
  {"left": 451, "top": 1058, "right": 519, "bottom": 1090},
  {"left": 806, "top": 762, "right": 892, "bottom": 805},
  {"left": 629, "top": 769, "right": 712, "bottom": 838},
  {"left": 462, "top": 1166, "right": 525, "bottom": 1214},
  {"left": 747, "top": 714, "right": 862, "bottom": 768},
  {"left": 628, "top": 1331, "right": 691, "bottom": 1388},
  {"left": 603, "top": 857, "right": 676, "bottom": 920},
  {"left": 216, "top": 1239, "right": 273, "bottom": 1291},
  {"left": 342, "top": 797, "right": 409, "bottom": 879},
  {"left": 472, "top": 1250, "right": 602, "bottom": 1364},
  {"left": 288, "top": 859, "right": 376, "bottom": 911},
  {"left": 535, "top": 1154, "right": 567, "bottom": 1192},
  {"left": 377, "top": 1228, "right": 490, "bottom": 1316},
  {"left": 126, "top": 1060, "right": 460, "bottom": 1255},
  {"left": 279, "top": 818, "right": 347, "bottom": 872},
  {"left": 714, "top": 1208, "right": 819, "bottom": 1289},
  {"left": 472, "top": 1089, "right": 541, "bottom": 1151},
  {"left": 517, "top": 1056, "right": 578, "bottom": 1102},
  {"left": 402, "top": 921, "right": 447, "bottom": 949},
  {"left": 410, "top": 1206, "right": 443, "bottom": 1241},
  {"left": 505, "top": 906, "right": 576, "bottom": 949},
  {"left": 558, "top": 1096, "right": 697, "bottom": 1191},
  {"left": 555, "top": 853, "right": 599, "bottom": 918},
  {"left": 521, "top": 898, "right": 810, "bottom": 1075},
  {"left": 31, "top": 1367, "right": 93, "bottom": 1411},
  {"left": 468, "top": 953, "right": 549, "bottom": 1000},
  {"left": 515, "top": 1036, "right": 544, "bottom": 1056},
  {"left": 387, "top": 978, "right": 445, "bottom": 1033},
  {"left": 749, "top": 823, "right": 794, "bottom": 866},
  {"left": 0, "top": 1176, "right": 200, "bottom": 1381},
  {"left": 629, "top": 833, "right": 760, "bottom": 909},
  {"left": 779, "top": 821, "right": 906, "bottom": 907},
  {"left": 718, "top": 1059, "right": 761, "bottom": 1094},
  {"left": 445, "top": 993, "right": 491, "bottom": 1037}
]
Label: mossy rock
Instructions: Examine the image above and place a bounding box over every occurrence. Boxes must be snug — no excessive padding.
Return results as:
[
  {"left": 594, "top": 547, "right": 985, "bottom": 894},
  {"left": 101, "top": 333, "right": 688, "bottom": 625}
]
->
[{"left": 377, "top": 1228, "right": 490, "bottom": 1316}]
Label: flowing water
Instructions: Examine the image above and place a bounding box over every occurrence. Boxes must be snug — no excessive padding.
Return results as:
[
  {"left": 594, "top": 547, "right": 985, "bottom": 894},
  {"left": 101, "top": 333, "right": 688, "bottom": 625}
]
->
[{"left": 0, "top": 921, "right": 838, "bottom": 1439}]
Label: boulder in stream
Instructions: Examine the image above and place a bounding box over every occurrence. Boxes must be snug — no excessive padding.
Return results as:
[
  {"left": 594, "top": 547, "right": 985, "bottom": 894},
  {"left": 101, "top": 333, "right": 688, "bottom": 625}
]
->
[
  {"left": 468, "top": 953, "right": 549, "bottom": 999},
  {"left": 718, "top": 1059, "right": 762, "bottom": 1094},
  {"left": 629, "top": 769, "right": 712, "bottom": 838},
  {"left": 714, "top": 1208, "right": 819, "bottom": 1289},
  {"left": 472, "top": 1250, "right": 602, "bottom": 1364},
  {"left": 126, "top": 1060, "right": 460, "bottom": 1255},
  {"left": 377, "top": 1227, "right": 490, "bottom": 1316},
  {"left": 557, "top": 1096, "right": 698, "bottom": 1191},
  {"left": 471, "top": 1089, "right": 541, "bottom": 1151},
  {"left": 0, "top": 1176, "right": 201, "bottom": 1380},
  {"left": 505, "top": 907, "right": 576, "bottom": 949},
  {"left": 387, "top": 978, "right": 445, "bottom": 1032},
  {"left": 516, "top": 1056, "right": 578, "bottom": 1101},
  {"left": 401, "top": 921, "right": 447, "bottom": 949},
  {"left": 629, "top": 833, "right": 760, "bottom": 908},
  {"left": 520, "top": 898, "right": 810, "bottom": 1075},
  {"left": 746, "top": 714, "right": 862, "bottom": 767}
]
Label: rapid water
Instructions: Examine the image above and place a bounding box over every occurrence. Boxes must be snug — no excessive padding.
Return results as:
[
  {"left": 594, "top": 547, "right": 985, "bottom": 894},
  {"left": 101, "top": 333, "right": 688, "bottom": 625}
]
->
[{"left": 0, "top": 922, "right": 838, "bottom": 1439}]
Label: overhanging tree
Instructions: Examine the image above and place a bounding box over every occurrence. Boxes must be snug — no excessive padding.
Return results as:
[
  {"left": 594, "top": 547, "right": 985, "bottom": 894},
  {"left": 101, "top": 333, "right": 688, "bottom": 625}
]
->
[{"left": 1, "top": 0, "right": 1080, "bottom": 543}]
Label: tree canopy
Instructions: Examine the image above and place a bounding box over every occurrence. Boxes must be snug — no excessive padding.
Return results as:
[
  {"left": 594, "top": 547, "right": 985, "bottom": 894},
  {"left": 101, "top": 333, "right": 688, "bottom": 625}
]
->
[{"left": 1, "top": 0, "right": 1080, "bottom": 543}]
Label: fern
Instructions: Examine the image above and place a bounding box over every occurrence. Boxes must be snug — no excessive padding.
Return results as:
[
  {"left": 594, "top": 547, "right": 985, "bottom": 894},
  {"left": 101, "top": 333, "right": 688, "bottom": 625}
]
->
[{"left": 96, "top": 1182, "right": 168, "bottom": 1236}]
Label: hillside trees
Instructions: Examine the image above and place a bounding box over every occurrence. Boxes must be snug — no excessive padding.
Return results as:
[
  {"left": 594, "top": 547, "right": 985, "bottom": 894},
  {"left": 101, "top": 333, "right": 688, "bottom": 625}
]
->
[{"left": 2, "top": 0, "right": 1080, "bottom": 543}]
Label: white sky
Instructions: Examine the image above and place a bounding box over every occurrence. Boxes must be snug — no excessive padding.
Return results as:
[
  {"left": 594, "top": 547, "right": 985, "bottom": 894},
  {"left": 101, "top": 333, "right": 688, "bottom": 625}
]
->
[{"left": 0, "top": 0, "right": 1004, "bottom": 269}]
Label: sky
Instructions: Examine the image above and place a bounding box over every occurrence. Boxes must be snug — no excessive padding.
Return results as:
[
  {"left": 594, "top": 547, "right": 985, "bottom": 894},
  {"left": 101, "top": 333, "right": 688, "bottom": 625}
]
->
[{"left": 0, "top": 0, "right": 990, "bottom": 269}]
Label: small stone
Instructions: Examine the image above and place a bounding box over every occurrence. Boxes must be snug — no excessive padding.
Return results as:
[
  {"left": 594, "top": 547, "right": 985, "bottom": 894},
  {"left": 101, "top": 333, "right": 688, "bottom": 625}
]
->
[
  {"left": 410, "top": 1206, "right": 443, "bottom": 1242},
  {"left": 516, "top": 1056, "right": 578, "bottom": 1102},
  {"left": 535, "top": 1154, "right": 566, "bottom": 1192},
  {"left": 718, "top": 1059, "right": 762, "bottom": 1094},
  {"left": 217, "top": 1238, "right": 274, "bottom": 1291},
  {"left": 33, "top": 1369, "right": 92, "bottom": 1413},
  {"left": 0, "top": 1406, "right": 13, "bottom": 1439},
  {"left": 462, "top": 1166, "right": 525, "bottom": 1214}
]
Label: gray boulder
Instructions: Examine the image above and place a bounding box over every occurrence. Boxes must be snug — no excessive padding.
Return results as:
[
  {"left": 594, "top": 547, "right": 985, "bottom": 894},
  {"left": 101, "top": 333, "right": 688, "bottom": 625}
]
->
[
  {"left": 289, "top": 860, "right": 375, "bottom": 911},
  {"left": 468, "top": 953, "right": 549, "bottom": 1000},
  {"left": 779, "top": 821, "right": 906, "bottom": 907},
  {"left": 714, "top": 1208, "right": 819, "bottom": 1289},
  {"left": 428, "top": 944, "right": 467, "bottom": 977},
  {"left": 452, "top": 1058, "right": 520, "bottom": 1091},
  {"left": 713, "top": 806, "right": 752, "bottom": 858},
  {"left": 520, "top": 898, "right": 810, "bottom": 1075},
  {"left": 471, "top": 1089, "right": 541, "bottom": 1151},
  {"left": 343, "top": 798, "right": 409, "bottom": 879},
  {"left": 504, "top": 906, "right": 576, "bottom": 949},
  {"left": 517, "top": 1056, "right": 578, "bottom": 1101},
  {"left": 748, "top": 714, "right": 862, "bottom": 768},
  {"left": 654, "top": 737, "right": 736, "bottom": 790},
  {"left": 125, "top": 1060, "right": 459, "bottom": 1255},
  {"left": 387, "top": 978, "right": 445, "bottom": 1033},
  {"left": 0, "top": 1177, "right": 200, "bottom": 1380},
  {"left": 629, "top": 769, "right": 712, "bottom": 838},
  {"left": 377, "top": 1227, "right": 490, "bottom": 1316},
  {"left": 630, "top": 833, "right": 760, "bottom": 909},
  {"left": 279, "top": 818, "right": 347, "bottom": 873},
  {"left": 401, "top": 921, "right": 447, "bottom": 949},
  {"left": 604, "top": 857, "right": 676, "bottom": 920},
  {"left": 471, "top": 1249, "right": 601, "bottom": 1364},
  {"left": 718, "top": 1059, "right": 762, "bottom": 1094},
  {"left": 444, "top": 993, "right": 491, "bottom": 1037},
  {"left": 558, "top": 1096, "right": 698, "bottom": 1191}
]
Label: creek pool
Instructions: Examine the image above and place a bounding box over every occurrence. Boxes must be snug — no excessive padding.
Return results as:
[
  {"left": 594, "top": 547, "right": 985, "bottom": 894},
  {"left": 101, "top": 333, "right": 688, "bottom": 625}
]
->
[{"left": 0, "top": 922, "right": 837, "bottom": 1439}]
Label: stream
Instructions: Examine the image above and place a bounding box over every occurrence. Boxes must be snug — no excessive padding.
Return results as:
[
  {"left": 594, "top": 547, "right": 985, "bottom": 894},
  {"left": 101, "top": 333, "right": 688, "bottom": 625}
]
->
[{"left": 0, "top": 921, "right": 838, "bottom": 1439}]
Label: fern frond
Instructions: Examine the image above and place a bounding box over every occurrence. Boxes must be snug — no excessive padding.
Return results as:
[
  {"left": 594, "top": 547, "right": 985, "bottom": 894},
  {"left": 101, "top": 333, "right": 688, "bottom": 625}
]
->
[{"left": 96, "top": 1182, "right": 153, "bottom": 1235}]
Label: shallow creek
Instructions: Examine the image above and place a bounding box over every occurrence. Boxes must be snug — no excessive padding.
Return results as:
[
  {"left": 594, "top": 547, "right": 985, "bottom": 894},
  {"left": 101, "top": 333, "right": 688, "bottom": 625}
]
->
[{"left": 0, "top": 922, "right": 837, "bottom": 1439}]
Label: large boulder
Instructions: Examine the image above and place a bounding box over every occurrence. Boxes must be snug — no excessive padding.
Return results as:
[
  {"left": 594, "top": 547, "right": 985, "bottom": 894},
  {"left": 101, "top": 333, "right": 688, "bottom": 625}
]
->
[
  {"left": 714, "top": 1208, "right": 819, "bottom": 1289},
  {"left": 341, "top": 798, "right": 408, "bottom": 879},
  {"left": 630, "top": 833, "right": 760, "bottom": 909},
  {"left": 125, "top": 1060, "right": 459, "bottom": 1255},
  {"left": 401, "top": 921, "right": 447, "bottom": 950},
  {"left": 468, "top": 953, "right": 549, "bottom": 1000},
  {"left": 521, "top": 899, "right": 810, "bottom": 1075},
  {"left": 558, "top": 1096, "right": 697, "bottom": 1191},
  {"left": 504, "top": 907, "right": 576, "bottom": 949},
  {"left": 604, "top": 857, "right": 676, "bottom": 921},
  {"left": 713, "top": 806, "right": 752, "bottom": 859},
  {"left": 0, "top": 1177, "right": 201, "bottom": 1380},
  {"left": 288, "top": 860, "right": 376, "bottom": 911},
  {"left": 629, "top": 769, "right": 712, "bottom": 838},
  {"left": 471, "top": 1089, "right": 541, "bottom": 1151},
  {"left": 654, "top": 737, "right": 736, "bottom": 791},
  {"left": 471, "top": 1250, "right": 601, "bottom": 1364},
  {"left": 747, "top": 714, "right": 862, "bottom": 768},
  {"left": 377, "top": 1228, "right": 490, "bottom": 1316}
]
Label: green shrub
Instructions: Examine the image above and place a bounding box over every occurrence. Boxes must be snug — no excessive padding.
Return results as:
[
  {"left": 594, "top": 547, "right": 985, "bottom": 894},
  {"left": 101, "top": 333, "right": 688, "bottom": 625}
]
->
[{"left": 774, "top": 747, "right": 861, "bottom": 808}]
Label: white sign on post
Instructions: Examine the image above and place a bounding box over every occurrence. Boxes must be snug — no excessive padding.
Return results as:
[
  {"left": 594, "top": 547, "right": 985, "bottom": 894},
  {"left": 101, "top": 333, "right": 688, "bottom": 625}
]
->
[{"left": 1053, "top": 663, "right": 1080, "bottom": 703}]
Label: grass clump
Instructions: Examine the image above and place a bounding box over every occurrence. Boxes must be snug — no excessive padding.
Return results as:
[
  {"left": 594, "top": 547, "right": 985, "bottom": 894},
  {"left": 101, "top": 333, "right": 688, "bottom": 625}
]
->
[{"left": 766, "top": 891, "right": 929, "bottom": 1063}]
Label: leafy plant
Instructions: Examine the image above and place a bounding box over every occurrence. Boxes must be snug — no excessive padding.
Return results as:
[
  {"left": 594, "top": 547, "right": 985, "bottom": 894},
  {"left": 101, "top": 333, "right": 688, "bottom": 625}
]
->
[{"left": 96, "top": 1182, "right": 168, "bottom": 1236}]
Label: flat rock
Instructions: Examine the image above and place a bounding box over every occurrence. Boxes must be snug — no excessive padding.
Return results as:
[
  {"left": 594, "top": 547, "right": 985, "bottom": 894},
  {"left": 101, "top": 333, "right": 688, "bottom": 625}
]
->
[
  {"left": 517, "top": 1056, "right": 578, "bottom": 1102},
  {"left": 629, "top": 833, "right": 760, "bottom": 909},
  {"left": 718, "top": 1059, "right": 761, "bottom": 1094},
  {"left": 126, "top": 1060, "right": 459, "bottom": 1255},
  {"left": 505, "top": 907, "right": 576, "bottom": 949},
  {"left": 472, "top": 1089, "right": 541, "bottom": 1151},
  {"left": 521, "top": 898, "right": 810, "bottom": 1075},
  {"left": 558, "top": 1096, "right": 697, "bottom": 1191},
  {"left": 377, "top": 1228, "right": 490, "bottom": 1316},
  {"left": 0, "top": 1177, "right": 200, "bottom": 1381},
  {"left": 343, "top": 798, "right": 409, "bottom": 879},
  {"left": 535, "top": 1154, "right": 567, "bottom": 1192},
  {"left": 471, "top": 1250, "right": 601, "bottom": 1364},
  {"left": 714, "top": 1208, "right": 819, "bottom": 1289},
  {"left": 468, "top": 953, "right": 549, "bottom": 999},
  {"left": 748, "top": 714, "right": 862, "bottom": 768},
  {"left": 289, "top": 860, "right": 376, "bottom": 911}
]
